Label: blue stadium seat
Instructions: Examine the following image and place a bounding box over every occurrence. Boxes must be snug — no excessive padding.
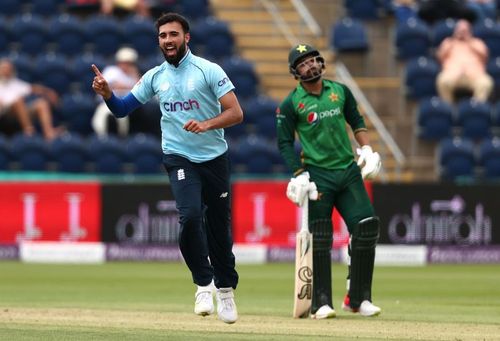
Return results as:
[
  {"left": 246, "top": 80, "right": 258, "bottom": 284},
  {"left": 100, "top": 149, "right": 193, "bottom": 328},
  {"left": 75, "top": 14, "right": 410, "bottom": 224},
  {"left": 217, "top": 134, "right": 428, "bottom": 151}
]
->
[
  {"left": 254, "top": 114, "right": 276, "bottom": 138},
  {"left": 417, "top": 96, "right": 454, "bottom": 140},
  {"left": 10, "top": 134, "right": 50, "bottom": 171},
  {"left": 34, "top": 53, "right": 72, "bottom": 95},
  {"left": 87, "top": 134, "right": 126, "bottom": 174},
  {"left": 70, "top": 53, "right": 107, "bottom": 94},
  {"left": 48, "top": 14, "right": 87, "bottom": 57},
  {"left": 331, "top": 17, "right": 369, "bottom": 52},
  {"left": 431, "top": 18, "right": 456, "bottom": 47},
  {"left": 473, "top": 18, "right": 500, "bottom": 59},
  {"left": 438, "top": 137, "right": 476, "bottom": 180},
  {"left": 8, "top": 52, "right": 35, "bottom": 82},
  {"left": 126, "top": 133, "right": 163, "bottom": 174},
  {"left": 486, "top": 57, "right": 500, "bottom": 99},
  {"left": 11, "top": 14, "right": 49, "bottom": 55},
  {"left": 86, "top": 16, "right": 123, "bottom": 57},
  {"left": 59, "top": 93, "right": 98, "bottom": 135},
  {"left": 243, "top": 95, "right": 279, "bottom": 125},
  {"left": 138, "top": 53, "right": 164, "bottom": 74},
  {"left": 0, "top": 18, "right": 9, "bottom": 52},
  {"left": 31, "top": 0, "right": 60, "bottom": 16},
  {"left": 0, "top": 0, "right": 21, "bottom": 17},
  {"left": 0, "top": 134, "right": 11, "bottom": 170},
  {"left": 50, "top": 133, "right": 89, "bottom": 173},
  {"left": 395, "top": 18, "right": 431, "bottom": 60},
  {"left": 478, "top": 137, "right": 500, "bottom": 179},
  {"left": 404, "top": 56, "right": 440, "bottom": 99},
  {"left": 221, "top": 56, "right": 258, "bottom": 99},
  {"left": 456, "top": 99, "right": 492, "bottom": 140},
  {"left": 196, "top": 17, "right": 234, "bottom": 60},
  {"left": 344, "top": 0, "right": 380, "bottom": 20},
  {"left": 123, "top": 16, "right": 158, "bottom": 57},
  {"left": 232, "top": 135, "right": 281, "bottom": 174},
  {"left": 179, "top": 0, "right": 210, "bottom": 21}
]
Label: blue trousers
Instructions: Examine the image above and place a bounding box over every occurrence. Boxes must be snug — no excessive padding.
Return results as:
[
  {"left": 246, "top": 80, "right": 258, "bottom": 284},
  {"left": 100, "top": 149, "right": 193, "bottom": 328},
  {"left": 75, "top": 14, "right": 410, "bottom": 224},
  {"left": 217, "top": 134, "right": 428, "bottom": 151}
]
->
[{"left": 163, "top": 152, "right": 238, "bottom": 289}]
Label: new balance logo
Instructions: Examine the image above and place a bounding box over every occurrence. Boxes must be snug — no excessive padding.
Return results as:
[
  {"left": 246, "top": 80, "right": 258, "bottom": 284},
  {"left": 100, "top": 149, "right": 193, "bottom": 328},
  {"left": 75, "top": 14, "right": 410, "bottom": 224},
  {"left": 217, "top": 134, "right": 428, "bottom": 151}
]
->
[
  {"left": 220, "top": 192, "right": 228, "bottom": 198},
  {"left": 177, "top": 169, "right": 185, "bottom": 180}
]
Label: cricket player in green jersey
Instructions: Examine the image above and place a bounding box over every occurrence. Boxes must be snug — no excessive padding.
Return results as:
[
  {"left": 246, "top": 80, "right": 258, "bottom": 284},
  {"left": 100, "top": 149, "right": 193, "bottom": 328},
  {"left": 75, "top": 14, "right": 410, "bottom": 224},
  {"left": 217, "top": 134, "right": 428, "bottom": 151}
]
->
[{"left": 277, "top": 43, "right": 382, "bottom": 319}]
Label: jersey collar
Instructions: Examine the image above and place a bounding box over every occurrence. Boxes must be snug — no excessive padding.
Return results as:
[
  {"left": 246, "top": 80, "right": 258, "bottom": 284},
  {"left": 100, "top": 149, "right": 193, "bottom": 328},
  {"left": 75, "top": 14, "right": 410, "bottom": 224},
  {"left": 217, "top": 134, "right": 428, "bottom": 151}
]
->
[
  {"left": 166, "top": 48, "right": 192, "bottom": 70},
  {"left": 297, "top": 79, "right": 331, "bottom": 97}
]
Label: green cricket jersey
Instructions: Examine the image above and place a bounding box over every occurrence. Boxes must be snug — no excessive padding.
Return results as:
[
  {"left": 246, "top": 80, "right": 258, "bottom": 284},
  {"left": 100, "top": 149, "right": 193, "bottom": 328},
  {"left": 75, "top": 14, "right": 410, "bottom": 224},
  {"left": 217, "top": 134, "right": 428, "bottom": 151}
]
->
[{"left": 276, "top": 79, "right": 367, "bottom": 174}]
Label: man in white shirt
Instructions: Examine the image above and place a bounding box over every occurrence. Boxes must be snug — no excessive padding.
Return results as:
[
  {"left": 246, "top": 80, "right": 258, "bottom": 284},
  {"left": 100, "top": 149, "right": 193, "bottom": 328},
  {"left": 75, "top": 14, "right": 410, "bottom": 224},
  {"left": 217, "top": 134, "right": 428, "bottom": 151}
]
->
[{"left": 0, "top": 58, "right": 60, "bottom": 140}]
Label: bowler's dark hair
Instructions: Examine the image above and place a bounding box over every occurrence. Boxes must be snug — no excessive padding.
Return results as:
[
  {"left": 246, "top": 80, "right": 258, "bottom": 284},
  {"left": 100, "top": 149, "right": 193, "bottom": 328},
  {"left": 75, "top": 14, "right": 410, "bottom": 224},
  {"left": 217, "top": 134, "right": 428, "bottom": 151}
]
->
[{"left": 155, "top": 12, "right": 190, "bottom": 33}]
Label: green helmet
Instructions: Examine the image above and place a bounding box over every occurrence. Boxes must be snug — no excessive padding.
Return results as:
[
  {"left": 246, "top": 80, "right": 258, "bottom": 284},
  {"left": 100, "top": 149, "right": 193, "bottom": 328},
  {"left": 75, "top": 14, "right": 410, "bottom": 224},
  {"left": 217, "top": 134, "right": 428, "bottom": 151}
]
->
[{"left": 288, "top": 44, "right": 325, "bottom": 81}]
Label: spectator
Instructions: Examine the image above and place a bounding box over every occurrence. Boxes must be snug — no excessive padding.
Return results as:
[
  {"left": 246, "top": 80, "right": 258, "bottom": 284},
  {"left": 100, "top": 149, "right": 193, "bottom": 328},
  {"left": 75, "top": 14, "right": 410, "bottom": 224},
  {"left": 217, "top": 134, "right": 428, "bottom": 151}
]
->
[
  {"left": 91, "top": 47, "right": 141, "bottom": 137},
  {"left": 417, "top": 0, "right": 477, "bottom": 24},
  {"left": 100, "top": 0, "right": 151, "bottom": 17},
  {"left": 436, "top": 19, "right": 494, "bottom": 103},
  {"left": 0, "top": 58, "right": 61, "bottom": 140}
]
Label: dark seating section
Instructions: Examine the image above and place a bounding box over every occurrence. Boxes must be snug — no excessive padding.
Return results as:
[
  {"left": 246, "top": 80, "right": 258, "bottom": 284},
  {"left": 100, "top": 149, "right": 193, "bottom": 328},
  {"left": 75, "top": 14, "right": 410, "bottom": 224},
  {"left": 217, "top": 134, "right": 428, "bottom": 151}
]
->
[{"left": 0, "top": 0, "right": 287, "bottom": 175}]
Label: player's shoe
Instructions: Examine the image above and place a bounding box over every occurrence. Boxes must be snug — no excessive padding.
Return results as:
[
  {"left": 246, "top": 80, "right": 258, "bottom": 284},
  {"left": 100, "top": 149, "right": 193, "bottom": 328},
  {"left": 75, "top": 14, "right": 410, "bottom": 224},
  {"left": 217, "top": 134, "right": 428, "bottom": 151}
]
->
[
  {"left": 194, "top": 282, "right": 215, "bottom": 316},
  {"left": 342, "top": 294, "right": 381, "bottom": 317},
  {"left": 311, "top": 305, "right": 337, "bottom": 319},
  {"left": 216, "top": 288, "right": 238, "bottom": 324}
]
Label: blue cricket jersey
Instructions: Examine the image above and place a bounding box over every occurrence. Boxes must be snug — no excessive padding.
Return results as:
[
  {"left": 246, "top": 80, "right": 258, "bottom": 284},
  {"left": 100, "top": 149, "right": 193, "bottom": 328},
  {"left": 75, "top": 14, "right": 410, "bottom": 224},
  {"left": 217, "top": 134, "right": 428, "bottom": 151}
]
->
[{"left": 131, "top": 50, "right": 235, "bottom": 163}]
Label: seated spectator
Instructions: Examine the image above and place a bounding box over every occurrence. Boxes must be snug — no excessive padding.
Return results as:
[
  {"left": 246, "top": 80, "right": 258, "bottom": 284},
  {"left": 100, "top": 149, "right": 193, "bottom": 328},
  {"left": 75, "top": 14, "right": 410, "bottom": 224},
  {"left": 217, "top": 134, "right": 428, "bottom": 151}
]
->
[
  {"left": 92, "top": 47, "right": 141, "bottom": 137},
  {"left": 0, "top": 58, "right": 61, "bottom": 140},
  {"left": 100, "top": 0, "right": 151, "bottom": 17},
  {"left": 436, "top": 19, "right": 493, "bottom": 103},
  {"left": 417, "top": 0, "right": 477, "bottom": 24}
]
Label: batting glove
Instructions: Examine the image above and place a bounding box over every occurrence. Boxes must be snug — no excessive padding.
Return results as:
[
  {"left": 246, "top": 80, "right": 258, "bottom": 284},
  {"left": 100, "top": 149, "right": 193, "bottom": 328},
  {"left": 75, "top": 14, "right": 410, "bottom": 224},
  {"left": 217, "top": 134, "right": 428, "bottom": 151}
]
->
[
  {"left": 286, "top": 171, "right": 318, "bottom": 207},
  {"left": 356, "top": 145, "right": 381, "bottom": 180}
]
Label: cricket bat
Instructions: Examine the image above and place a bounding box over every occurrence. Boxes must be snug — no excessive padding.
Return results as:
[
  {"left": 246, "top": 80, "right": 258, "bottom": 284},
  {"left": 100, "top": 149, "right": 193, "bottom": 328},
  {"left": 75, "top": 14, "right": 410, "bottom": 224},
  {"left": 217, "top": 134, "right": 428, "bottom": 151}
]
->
[{"left": 293, "top": 196, "right": 313, "bottom": 318}]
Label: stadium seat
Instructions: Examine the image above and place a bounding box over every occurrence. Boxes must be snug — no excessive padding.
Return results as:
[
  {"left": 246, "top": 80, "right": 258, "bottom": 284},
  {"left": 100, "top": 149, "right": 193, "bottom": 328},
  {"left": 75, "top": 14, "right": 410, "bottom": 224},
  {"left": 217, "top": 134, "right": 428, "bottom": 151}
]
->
[
  {"left": 456, "top": 99, "right": 492, "bottom": 141},
  {"left": 404, "top": 56, "right": 440, "bottom": 99},
  {"left": 87, "top": 134, "right": 127, "bottom": 174},
  {"left": 478, "top": 137, "right": 500, "bottom": 178},
  {"left": 243, "top": 95, "right": 279, "bottom": 125},
  {"left": 50, "top": 133, "right": 89, "bottom": 173},
  {"left": 48, "top": 14, "right": 87, "bottom": 57},
  {"left": 30, "top": 0, "right": 60, "bottom": 16},
  {"left": 254, "top": 115, "right": 277, "bottom": 138},
  {"left": 0, "top": 0, "right": 21, "bottom": 17},
  {"left": 86, "top": 16, "right": 124, "bottom": 57},
  {"left": 70, "top": 52, "right": 107, "bottom": 94},
  {"left": 331, "top": 17, "right": 370, "bottom": 52},
  {"left": 138, "top": 53, "right": 165, "bottom": 74},
  {"left": 344, "top": 0, "right": 380, "bottom": 20},
  {"left": 0, "top": 134, "right": 11, "bottom": 170},
  {"left": 431, "top": 18, "right": 456, "bottom": 47},
  {"left": 8, "top": 52, "right": 35, "bottom": 82},
  {"left": 221, "top": 56, "right": 258, "bottom": 99},
  {"left": 11, "top": 14, "right": 49, "bottom": 55},
  {"left": 196, "top": 17, "right": 234, "bottom": 60},
  {"left": 395, "top": 18, "right": 431, "bottom": 60},
  {"left": 232, "top": 135, "right": 281, "bottom": 174},
  {"left": 0, "top": 19, "right": 9, "bottom": 52},
  {"left": 417, "top": 96, "right": 454, "bottom": 140},
  {"left": 486, "top": 57, "right": 500, "bottom": 99},
  {"left": 10, "top": 133, "right": 50, "bottom": 171},
  {"left": 126, "top": 133, "right": 163, "bottom": 174},
  {"left": 438, "top": 136, "right": 476, "bottom": 180},
  {"left": 179, "top": 0, "right": 210, "bottom": 21},
  {"left": 473, "top": 18, "right": 500, "bottom": 59},
  {"left": 34, "top": 53, "right": 72, "bottom": 95},
  {"left": 123, "top": 16, "right": 158, "bottom": 57},
  {"left": 59, "top": 93, "right": 98, "bottom": 135}
]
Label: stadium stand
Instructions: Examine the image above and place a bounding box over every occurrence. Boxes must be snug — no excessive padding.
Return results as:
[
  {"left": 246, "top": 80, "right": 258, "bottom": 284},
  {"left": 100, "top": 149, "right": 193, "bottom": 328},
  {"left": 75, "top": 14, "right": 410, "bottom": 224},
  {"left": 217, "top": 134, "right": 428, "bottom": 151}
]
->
[
  {"left": 438, "top": 136, "right": 476, "bottom": 180},
  {"left": 50, "top": 133, "right": 89, "bottom": 173},
  {"left": 456, "top": 99, "right": 493, "bottom": 141},
  {"left": 126, "top": 133, "right": 163, "bottom": 174},
  {"left": 10, "top": 134, "right": 50, "bottom": 171},
  {"left": 87, "top": 134, "right": 127, "bottom": 174},
  {"left": 478, "top": 137, "right": 500, "bottom": 179},
  {"left": 416, "top": 96, "right": 454, "bottom": 141},
  {"left": 330, "top": 17, "right": 370, "bottom": 53},
  {"left": 0, "top": 134, "right": 11, "bottom": 170},
  {"left": 404, "top": 56, "right": 440, "bottom": 99},
  {"left": 395, "top": 17, "right": 431, "bottom": 60}
]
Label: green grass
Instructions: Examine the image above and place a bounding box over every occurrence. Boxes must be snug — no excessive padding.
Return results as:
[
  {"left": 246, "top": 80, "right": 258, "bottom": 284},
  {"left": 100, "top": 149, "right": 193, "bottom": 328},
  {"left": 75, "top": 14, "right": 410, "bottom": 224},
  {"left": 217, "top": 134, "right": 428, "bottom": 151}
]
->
[{"left": 0, "top": 262, "right": 499, "bottom": 340}]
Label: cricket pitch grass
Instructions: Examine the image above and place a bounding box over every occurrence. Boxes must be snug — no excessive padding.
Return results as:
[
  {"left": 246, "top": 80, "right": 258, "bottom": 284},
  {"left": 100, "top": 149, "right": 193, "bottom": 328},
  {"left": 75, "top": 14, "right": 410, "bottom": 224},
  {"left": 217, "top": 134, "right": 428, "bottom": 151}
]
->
[{"left": 0, "top": 262, "right": 499, "bottom": 340}]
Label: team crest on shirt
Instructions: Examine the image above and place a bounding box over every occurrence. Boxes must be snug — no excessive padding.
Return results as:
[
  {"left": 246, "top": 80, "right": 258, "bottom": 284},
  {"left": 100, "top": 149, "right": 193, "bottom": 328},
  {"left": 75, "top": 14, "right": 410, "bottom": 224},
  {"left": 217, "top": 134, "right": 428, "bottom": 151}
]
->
[
  {"left": 329, "top": 92, "right": 339, "bottom": 102},
  {"left": 297, "top": 102, "right": 306, "bottom": 113},
  {"left": 307, "top": 112, "right": 318, "bottom": 124},
  {"left": 187, "top": 78, "right": 195, "bottom": 91}
]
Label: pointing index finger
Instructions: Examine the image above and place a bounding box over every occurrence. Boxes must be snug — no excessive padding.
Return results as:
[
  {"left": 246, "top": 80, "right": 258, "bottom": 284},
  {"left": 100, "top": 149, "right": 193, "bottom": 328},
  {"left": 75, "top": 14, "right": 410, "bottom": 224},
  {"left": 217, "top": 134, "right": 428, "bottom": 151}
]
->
[{"left": 91, "top": 64, "right": 103, "bottom": 77}]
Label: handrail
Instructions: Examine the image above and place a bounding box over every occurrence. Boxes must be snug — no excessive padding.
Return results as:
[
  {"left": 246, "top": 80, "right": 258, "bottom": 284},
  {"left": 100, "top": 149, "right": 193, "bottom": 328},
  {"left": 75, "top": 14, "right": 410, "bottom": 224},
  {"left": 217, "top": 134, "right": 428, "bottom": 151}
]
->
[
  {"left": 258, "top": 0, "right": 298, "bottom": 46},
  {"left": 335, "top": 62, "right": 406, "bottom": 169},
  {"left": 290, "top": 0, "right": 322, "bottom": 37}
]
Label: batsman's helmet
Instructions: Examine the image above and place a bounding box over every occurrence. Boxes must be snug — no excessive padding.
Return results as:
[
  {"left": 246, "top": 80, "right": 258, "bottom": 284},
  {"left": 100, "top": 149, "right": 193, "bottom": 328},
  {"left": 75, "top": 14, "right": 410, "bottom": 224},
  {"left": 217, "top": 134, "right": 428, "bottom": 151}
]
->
[{"left": 288, "top": 44, "right": 325, "bottom": 81}]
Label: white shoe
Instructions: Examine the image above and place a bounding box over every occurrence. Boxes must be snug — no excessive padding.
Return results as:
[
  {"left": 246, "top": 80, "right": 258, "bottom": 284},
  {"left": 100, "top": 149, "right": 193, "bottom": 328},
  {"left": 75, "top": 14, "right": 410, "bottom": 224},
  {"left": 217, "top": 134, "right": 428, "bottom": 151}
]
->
[
  {"left": 342, "top": 296, "right": 381, "bottom": 317},
  {"left": 216, "top": 288, "right": 238, "bottom": 324},
  {"left": 311, "top": 305, "right": 336, "bottom": 319},
  {"left": 194, "top": 282, "right": 215, "bottom": 316}
]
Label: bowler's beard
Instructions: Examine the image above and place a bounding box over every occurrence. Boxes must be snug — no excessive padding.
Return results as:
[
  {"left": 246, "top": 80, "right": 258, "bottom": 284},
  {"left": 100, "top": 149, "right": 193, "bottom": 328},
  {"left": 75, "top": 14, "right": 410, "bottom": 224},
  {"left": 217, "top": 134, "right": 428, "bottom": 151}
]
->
[{"left": 163, "top": 41, "right": 187, "bottom": 67}]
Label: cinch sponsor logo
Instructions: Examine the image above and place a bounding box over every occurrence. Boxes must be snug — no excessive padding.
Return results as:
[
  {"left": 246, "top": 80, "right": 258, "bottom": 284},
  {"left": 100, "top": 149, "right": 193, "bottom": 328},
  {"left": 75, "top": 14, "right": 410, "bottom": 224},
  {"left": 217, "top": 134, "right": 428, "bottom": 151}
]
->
[
  {"left": 163, "top": 99, "right": 200, "bottom": 112},
  {"left": 218, "top": 77, "right": 230, "bottom": 86},
  {"left": 307, "top": 108, "right": 341, "bottom": 124}
]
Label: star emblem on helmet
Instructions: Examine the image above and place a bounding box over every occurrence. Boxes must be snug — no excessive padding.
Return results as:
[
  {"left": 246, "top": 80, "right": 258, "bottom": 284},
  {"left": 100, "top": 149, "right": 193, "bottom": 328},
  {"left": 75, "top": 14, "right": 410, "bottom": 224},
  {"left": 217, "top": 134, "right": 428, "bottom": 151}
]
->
[
  {"left": 329, "top": 92, "right": 339, "bottom": 102},
  {"left": 296, "top": 44, "right": 307, "bottom": 53}
]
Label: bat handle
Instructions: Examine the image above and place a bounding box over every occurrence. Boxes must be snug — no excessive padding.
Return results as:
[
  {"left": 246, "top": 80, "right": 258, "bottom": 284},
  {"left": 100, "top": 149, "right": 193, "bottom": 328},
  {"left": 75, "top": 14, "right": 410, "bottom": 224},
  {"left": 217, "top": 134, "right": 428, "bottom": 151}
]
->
[{"left": 300, "top": 196, "right": 309, "bottom": 233}]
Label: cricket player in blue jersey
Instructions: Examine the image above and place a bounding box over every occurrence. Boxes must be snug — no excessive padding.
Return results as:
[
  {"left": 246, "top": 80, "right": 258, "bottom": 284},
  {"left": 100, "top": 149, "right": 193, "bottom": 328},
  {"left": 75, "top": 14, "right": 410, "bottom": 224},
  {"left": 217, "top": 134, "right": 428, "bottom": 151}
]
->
[{"left": 91, "top": 12, "right": 243, "bottom": 324}]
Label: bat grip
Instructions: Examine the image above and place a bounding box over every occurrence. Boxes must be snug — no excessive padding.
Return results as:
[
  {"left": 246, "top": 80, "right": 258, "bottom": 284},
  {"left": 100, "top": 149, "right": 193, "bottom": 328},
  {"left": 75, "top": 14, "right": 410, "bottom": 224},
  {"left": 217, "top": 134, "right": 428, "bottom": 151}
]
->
[{"left": 300, "top": 196, "right": 309, "bottom": 233}]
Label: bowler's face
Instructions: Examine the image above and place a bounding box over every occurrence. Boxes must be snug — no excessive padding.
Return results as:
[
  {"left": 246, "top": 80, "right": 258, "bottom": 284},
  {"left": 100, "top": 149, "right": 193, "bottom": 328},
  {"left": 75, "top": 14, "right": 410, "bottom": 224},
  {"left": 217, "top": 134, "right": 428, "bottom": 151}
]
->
[{"left": 158, "top": 21, "right": 190, "bottom": 64}]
